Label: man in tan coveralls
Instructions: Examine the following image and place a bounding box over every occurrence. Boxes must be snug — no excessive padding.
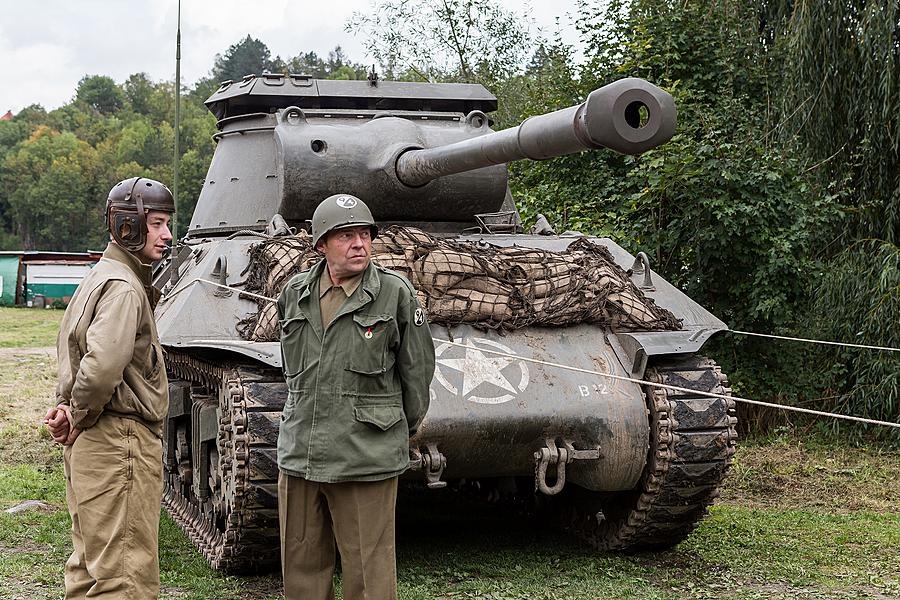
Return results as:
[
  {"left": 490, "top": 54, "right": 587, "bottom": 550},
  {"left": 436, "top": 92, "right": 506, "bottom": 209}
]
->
[
  {"left": 277, "top": 193, "right": 436, "bottom": 600},
  {"left": 44, "top": 176, "right": 174, "bottom": 599}
]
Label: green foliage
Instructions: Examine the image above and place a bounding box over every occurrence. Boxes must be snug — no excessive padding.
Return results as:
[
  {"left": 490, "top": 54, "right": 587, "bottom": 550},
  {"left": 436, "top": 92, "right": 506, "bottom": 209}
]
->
[
  {"left": 76, "top": 75, "right": 124, "bottom": 115},
  {"left": 808, "top": 241, "right": 900, "bottom": 438},
  {"left": 212, "top": 35, "right": 279, "bottom": 82},
  {"left": 1, "top": 127, "right": 107, "bottom": 250},
  {"left": 346, "top": 0, "right": 531, "bottom": 84},
  {"left": 284, "top": 46, "right": 368, "bottom": 80},
  {"left": 123, "top": 72, "right": 156, "bottom": 114},
  {"left": 775, "top": 0, "right": 899, "bottom": 244}
]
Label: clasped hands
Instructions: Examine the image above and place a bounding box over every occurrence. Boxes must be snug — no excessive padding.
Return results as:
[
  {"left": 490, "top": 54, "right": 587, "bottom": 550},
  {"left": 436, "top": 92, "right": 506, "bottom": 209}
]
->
[{"left": 43, "top": 404, "right": 81, "bottom": 445}]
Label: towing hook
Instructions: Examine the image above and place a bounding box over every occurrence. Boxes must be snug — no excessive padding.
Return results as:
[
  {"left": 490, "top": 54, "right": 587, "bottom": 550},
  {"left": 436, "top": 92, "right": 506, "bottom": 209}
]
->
[
  {"left": 410, "top": 443, "right": 447, "bottom": 489},
  {"left": 533, "top": 438, "right": 602, "bottom": 496}
]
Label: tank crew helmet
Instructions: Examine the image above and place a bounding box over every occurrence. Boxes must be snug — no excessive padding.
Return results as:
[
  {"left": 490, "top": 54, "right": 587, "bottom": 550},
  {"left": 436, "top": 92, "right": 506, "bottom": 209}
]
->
[
  {"left": 311, "top": 193, "right": 378, "bottom": 248},
  {"left": 106, "top": 177, "right": 175, "bottom": 252}
]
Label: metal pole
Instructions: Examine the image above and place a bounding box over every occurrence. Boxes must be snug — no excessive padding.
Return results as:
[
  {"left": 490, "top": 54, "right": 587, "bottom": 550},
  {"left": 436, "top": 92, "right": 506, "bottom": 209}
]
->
[{"left": 172, "top": 0, "right": 182, "bottom": 240}]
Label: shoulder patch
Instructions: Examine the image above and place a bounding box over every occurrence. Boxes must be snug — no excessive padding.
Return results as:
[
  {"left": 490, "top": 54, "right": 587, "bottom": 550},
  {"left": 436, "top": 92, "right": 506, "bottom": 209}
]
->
[{"left": 414, "top": 307, "right": 426, "bottom": 326}]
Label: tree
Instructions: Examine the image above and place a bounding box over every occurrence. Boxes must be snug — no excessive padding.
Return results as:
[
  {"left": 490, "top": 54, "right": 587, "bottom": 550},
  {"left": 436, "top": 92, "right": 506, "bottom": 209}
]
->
[
  {"left": 76, "top": 75, "right": 124, "bottom": 114},
  {"left": 211, "top": 35, "right": 278, "bottom": 82},
  {"left": 1, "top": 126, "right": 106, "bottom": 250},
  {"left": 286, "top": 51, "right": 329, "bottom": 78},
  {"left": 771, "top": 0, "right": 900, "bottom": 436},
  {"left": 346, "top": 0, "right": 531, "bottom": 84},
  {"left": 773, "top": 0, "right": 899, "bottom": 244},
  {"left": 124, "top": 73, "right": 156, "bottom": 115},
  {"left": 283, "top": 47, "right": 367, "bottom": 80},
  {"left": 114, "top": 118, "right": 174, "bottom": 168},
  {"left": 0, "top": 106, "right": 49, "bottom": 247}
]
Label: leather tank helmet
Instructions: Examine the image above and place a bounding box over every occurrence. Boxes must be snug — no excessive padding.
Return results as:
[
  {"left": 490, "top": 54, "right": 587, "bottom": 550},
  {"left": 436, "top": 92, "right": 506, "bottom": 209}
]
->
[{"left": 106, "top": 177, "right": 175, "bottom": 252}]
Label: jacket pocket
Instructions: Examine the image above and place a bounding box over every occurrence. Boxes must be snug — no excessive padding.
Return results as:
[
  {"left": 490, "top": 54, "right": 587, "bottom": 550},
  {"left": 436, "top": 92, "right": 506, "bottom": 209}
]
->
[
  {"left": 347, "top": 313, "right": 397, "bottom": 373},
  {"left": 280, "top": 316, "right": 309, "bottom": 378},
  {"left": 353, "top": 404, "right": 404, "bottom": 431},
  {"left": 280, "top": 390, "right": 300, "bottom": 422},
  {"left": 144, "top": 342, "right": 162, "bottom": 381}
]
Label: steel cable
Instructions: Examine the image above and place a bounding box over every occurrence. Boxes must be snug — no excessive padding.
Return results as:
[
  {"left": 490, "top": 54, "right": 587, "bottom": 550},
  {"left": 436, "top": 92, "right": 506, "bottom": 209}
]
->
[{"left": 183, "top": 278, "right": 900, "bottom": 429}]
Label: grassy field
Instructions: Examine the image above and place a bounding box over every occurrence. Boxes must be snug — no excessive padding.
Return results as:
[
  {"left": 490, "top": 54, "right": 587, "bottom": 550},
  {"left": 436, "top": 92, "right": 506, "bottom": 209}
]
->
[
  {"left": 0, "top": 307, "right": 62, "bottom": 349},
  {"left": 1, "top": 307, "right": 898, "bottom": 599}
]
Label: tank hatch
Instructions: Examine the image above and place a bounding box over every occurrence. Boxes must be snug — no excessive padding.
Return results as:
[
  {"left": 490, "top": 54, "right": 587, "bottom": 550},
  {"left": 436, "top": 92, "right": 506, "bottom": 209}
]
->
[{"left": 205, "top": 74, "right": 498, "bottom": 120}]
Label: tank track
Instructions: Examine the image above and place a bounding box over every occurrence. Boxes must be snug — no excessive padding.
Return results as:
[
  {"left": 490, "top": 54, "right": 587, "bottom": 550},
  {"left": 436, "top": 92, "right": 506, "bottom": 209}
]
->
[
  {"left": 556, "top": 355, "right": 738, "bottom": 550},
  {"left": 163, "top": 351, "right": 286, "bottom": 572}
]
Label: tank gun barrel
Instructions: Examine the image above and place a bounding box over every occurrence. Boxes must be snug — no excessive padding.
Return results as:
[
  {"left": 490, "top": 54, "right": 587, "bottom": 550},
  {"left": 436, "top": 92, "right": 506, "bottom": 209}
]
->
[{"left": 396, "top": 78, "right": 676, "bottom": 188}]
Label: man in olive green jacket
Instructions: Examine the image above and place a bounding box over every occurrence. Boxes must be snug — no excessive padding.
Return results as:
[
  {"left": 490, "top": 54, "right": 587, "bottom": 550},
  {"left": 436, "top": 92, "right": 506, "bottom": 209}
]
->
[
  {"left": 277, "top": 193, "right": 435, "bottom": 600},
  {"left": 44, "top": 177, "right": 174, "bottom": 599}
]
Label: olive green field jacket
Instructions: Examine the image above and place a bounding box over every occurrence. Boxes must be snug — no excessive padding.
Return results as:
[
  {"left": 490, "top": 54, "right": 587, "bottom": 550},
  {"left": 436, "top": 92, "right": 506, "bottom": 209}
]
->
[
  {"left": 276, "top": 259, "right": 436, "bottom": 482},
  {"left": 55, "top": 242, "right": 168, "bottom": 437}
]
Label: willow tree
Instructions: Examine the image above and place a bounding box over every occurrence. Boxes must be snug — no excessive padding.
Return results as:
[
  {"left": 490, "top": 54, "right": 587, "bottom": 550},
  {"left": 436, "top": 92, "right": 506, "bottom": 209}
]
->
[
  {"left": 775, "top": 0, "right": 898, "bottom": 242},
  {"left": 774, "top": 0, "right": 900, "bottom": 435}
]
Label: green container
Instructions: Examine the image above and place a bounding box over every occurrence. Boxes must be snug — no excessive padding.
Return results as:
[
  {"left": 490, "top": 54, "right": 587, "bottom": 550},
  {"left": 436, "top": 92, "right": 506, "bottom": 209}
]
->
[{"left": 0, "top": 254, "right": 20, "bottom": 306}]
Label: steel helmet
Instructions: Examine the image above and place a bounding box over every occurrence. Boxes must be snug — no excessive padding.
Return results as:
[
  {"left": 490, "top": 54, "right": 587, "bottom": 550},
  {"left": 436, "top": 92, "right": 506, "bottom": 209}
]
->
[
  {"left": 311, "top": 193, "right": 378, "bottom": 247},
  {"left": 106, "top": 177, "right": 175, "bottom": 252}
]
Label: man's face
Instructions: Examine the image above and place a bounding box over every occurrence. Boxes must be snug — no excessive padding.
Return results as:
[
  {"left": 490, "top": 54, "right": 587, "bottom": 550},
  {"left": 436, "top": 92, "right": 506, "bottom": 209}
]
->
[
  {"left": 136, "top": 210, "right": 173, "bottom": 264},
  {"left": 318, "top": 225, "right": 372, "bottom": 280}
]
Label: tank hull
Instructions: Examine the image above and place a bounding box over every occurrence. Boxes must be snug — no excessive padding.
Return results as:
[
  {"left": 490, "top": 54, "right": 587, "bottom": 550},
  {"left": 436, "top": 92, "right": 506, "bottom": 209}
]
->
[{"left": 155, "top": 231, "right": 735, "bottom": 572}]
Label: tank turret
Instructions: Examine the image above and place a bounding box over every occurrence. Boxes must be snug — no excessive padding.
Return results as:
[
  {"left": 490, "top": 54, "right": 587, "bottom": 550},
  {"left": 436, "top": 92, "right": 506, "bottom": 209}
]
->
[{"left": 187, "top": 77, "right": 674, "bottom": 235}]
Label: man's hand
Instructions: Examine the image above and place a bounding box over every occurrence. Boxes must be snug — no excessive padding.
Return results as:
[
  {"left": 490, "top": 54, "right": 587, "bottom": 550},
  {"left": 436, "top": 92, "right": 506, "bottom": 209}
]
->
[{"left": 43, "top": 404, "right": 81, "bottom": 445}]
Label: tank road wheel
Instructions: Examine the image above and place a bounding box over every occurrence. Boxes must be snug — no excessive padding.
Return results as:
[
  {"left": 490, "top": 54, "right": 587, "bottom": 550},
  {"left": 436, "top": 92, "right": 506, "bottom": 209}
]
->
[
  {"left": 162, "top": 354, "right": 286, "bottom": 573},
  {"left": 558, "top": 356, "right": 738, "bottom": 551}
]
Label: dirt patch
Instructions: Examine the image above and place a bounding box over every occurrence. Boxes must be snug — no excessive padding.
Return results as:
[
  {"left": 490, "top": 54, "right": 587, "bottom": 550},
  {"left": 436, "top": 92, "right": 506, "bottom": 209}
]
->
[
  {"left": 2, "top": 540, "right": 54, "bottom": 553},
  {"left": 236, "top": 575, "right": 283, "bottom": 598},
  {"left": 0, "top": 347, "right": 55, "bottom": 358}
]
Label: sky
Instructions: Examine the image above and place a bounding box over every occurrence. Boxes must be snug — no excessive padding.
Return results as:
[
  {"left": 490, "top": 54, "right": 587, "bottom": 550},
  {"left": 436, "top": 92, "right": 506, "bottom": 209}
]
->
[{"left": 0, "top": 0, "right": 583, "bottom": 115}]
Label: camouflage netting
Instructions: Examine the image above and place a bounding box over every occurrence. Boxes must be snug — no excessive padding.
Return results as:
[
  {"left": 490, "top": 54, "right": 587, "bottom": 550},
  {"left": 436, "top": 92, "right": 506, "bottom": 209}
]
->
[{"left": 236, "top": 227, "right": 681, "bottom": 341}]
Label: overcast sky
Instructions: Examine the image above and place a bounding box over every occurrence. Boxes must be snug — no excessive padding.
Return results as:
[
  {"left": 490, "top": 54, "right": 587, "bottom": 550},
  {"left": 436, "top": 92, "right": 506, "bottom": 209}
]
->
[{"left": 0, "top": 0, "right": 582, "bottom": 114}]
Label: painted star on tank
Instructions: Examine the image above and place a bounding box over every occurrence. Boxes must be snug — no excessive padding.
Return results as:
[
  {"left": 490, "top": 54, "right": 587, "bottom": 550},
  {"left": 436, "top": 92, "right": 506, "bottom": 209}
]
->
[{"left": 434, "top": 338, "right": 530, "bottom": 404}]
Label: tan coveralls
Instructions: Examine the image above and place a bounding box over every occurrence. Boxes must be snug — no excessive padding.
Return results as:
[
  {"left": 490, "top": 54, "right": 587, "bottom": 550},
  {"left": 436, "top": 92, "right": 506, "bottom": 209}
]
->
[{"left": 55, "top": 242, "right": 169, "bottom": 599}]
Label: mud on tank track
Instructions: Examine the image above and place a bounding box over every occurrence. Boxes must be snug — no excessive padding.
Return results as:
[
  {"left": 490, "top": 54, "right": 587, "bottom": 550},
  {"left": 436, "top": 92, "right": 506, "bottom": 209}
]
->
[{"left": 161, "top": 352, "right": 736, "bottom": 572}]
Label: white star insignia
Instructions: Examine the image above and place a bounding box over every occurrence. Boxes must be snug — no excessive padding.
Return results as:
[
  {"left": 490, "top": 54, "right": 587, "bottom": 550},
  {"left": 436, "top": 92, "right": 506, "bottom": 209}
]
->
[{"left": 437, "top": 341, "right": 519, "bottom": 397}]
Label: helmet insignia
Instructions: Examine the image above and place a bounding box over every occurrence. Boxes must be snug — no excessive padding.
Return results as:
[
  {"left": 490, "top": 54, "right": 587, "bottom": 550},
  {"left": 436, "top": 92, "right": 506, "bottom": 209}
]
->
[{"left": 336, "top": 195, "right": 358, "bottom": 209}]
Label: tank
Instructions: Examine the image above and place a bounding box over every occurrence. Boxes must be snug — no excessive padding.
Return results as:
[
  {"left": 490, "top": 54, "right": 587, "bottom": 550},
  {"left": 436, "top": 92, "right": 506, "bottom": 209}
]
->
[{"left": 154, "top": 74, "right": 737, "bottom": 572}]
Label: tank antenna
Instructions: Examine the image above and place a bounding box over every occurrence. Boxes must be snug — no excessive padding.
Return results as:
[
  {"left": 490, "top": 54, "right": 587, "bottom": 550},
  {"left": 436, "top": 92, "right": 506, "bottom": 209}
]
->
[{"left": 172, "top": 0, "right": 182, "bottom": 241}]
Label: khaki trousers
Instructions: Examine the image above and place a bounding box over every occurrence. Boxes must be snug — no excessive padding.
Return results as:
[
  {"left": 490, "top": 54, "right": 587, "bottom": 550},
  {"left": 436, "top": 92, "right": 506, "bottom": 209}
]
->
[
  {"left": 63, "top": 414, "right": 163, "bottom": 599},
  {"left": 278, "top": 472, "right": 398, "bottom": 600}
]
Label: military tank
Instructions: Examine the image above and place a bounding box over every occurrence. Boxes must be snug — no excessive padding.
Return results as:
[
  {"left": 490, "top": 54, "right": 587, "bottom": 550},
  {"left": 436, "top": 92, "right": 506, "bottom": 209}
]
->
[{"left": 154, "top": 74, "right": 737, "bottom": 572}]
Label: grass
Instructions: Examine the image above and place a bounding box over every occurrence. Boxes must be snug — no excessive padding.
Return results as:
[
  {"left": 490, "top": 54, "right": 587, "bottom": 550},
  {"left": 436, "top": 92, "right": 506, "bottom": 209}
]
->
[
  {"left": 0, "top": 349, "right": 59, "bottom": 469},
  {"left": 722, "top": 433, "right": 900, "bottom": 514},
  {"left": 1, "top": 308, "right": 899, "bottom": 599},
  {"left": 0, "top": 307, "right": 62, "bottom": 349}
]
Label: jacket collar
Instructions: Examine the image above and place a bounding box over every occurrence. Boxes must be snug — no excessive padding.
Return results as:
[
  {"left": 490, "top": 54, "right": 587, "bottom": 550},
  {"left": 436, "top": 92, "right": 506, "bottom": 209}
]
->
[
  {"left": 291, "top": 258, "right": 381, "bottom": 310},
  {"left": 102, "top": 242, "right": 159, "bottom": 305}
]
